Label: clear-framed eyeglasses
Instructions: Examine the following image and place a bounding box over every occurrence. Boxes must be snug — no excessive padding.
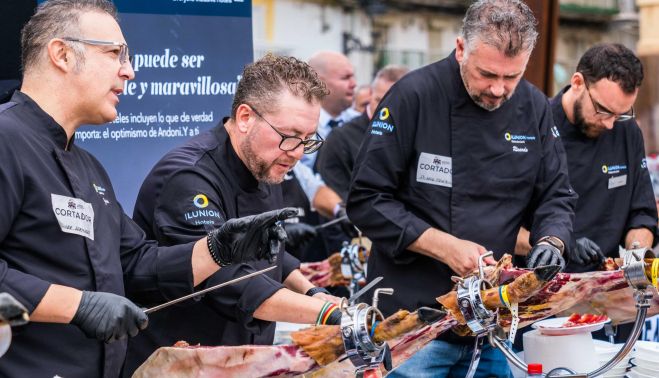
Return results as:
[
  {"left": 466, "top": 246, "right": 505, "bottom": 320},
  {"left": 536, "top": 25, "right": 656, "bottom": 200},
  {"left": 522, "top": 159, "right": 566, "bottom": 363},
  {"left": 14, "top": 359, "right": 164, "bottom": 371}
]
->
[
  {"left": 62, "top": 37, "right": 132, "bottom": 65},
  {"left": 250, "top": 106, "right": 324, "bottom": 154},
  {"left": 583, "top": 81, "right": 635, "bottom": 122}
]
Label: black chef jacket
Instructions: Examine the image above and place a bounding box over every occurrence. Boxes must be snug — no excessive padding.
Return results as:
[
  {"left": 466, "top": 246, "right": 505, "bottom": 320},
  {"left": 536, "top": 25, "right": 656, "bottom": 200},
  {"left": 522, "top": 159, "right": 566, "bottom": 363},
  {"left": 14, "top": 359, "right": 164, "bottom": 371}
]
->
[
  {"left": 123, "top": 123, "right": 300, "bottom": 375},
  {"left": 552, "top": 87, "right": 657, "bottom": 273},
  {"left": 347, "top": 52, "right": 576, "bottom": 344},
  {"left": 0, "top": 91, "right": 196, "bottom": 377},
  {"left": 316, "top": 112, "right": 370, "bottom": 201}
]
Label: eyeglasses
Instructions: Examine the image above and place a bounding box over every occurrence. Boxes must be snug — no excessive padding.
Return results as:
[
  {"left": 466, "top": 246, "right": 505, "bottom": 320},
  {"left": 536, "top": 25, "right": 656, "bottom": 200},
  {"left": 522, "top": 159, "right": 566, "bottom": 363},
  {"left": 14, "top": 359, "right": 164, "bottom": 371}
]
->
[
  {"left": 583, "top": 81, "right": 635, "bottom": 122},
  {"left": 250, "top": 106, "right": 324, "bottom": 154},
  {"left": 62, "top": 37, "right": 132, "bottom": 65}
]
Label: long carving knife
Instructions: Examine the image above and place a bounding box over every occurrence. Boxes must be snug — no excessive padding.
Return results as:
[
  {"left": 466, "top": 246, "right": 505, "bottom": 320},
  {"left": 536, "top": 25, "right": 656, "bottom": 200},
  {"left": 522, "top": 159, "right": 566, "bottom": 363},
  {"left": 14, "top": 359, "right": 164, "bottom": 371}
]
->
[{"left": 144, "top": 266, "right": 276, "bottom": 314}]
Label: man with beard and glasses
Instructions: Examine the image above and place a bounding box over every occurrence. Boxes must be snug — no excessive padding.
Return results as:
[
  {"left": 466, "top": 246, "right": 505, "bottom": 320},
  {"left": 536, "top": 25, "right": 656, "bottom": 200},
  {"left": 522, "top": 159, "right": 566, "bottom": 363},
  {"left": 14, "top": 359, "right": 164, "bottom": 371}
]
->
[
  {"left": 346, "top": 0, "right": 576, "bottom": 376},
  {"left": 517, "top": 43, "right": 656, "bottom": 276},
  {"left": 123, "top": 54, "right": 342, "bottom": 375}
]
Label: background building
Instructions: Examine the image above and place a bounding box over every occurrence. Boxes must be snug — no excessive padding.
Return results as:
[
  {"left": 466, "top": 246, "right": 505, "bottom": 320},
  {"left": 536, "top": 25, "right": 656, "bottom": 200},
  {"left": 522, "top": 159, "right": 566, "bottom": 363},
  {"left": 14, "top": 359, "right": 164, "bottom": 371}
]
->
[{"left": 253, "top": 0, "right": 659, "bottom": 151}]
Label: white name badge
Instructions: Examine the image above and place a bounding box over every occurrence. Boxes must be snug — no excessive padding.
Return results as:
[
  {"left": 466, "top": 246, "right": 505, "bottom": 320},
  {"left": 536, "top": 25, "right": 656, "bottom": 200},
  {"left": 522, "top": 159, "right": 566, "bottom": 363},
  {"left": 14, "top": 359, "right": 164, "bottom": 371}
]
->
[
  {"left": 51, "top": 194, "right": 95, "bottom": 240},
  {"left": 608, "top": 175, "right": 627, "bottom": 189},
  {"left": 417, "top": 152, "right": 452, "bottom": 188}
]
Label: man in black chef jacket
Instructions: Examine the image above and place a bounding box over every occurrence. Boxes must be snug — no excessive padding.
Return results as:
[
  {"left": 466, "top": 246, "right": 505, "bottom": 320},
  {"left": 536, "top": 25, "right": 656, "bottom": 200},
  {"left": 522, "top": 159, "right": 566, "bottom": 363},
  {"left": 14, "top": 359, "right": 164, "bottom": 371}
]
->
[
  {"left": 123, "top": 54, "right": 343, "bottom": 375},
  {"left": 553, "top": 43, "right": 656, "bottom": 272},
  {"left": 347, "top": 0, "right": 577, "bottom": 376},
  {"left": 547, "top": 44, "right": 656, "bottom": 343},
  {"left": 0, "top": 1, "right": 294, "bottom": 377}
]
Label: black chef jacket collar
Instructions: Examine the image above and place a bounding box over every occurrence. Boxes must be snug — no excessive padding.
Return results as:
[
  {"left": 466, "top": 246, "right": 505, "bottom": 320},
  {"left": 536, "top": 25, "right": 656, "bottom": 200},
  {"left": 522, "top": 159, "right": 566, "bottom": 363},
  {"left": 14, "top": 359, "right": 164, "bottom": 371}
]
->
[
  {"left": 11, "top": 90, "right": 75, "bottom": 150},
  {"left": 215, "top": 118, "right": 268, "bottom": 194}
]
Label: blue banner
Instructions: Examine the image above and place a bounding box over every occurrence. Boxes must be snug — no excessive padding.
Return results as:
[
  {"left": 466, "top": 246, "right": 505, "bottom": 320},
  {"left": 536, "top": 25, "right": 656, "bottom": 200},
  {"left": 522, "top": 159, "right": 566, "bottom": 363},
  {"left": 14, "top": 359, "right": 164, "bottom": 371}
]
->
[{"left": 63, "top": 1, "right": 253, "bottom": 213}]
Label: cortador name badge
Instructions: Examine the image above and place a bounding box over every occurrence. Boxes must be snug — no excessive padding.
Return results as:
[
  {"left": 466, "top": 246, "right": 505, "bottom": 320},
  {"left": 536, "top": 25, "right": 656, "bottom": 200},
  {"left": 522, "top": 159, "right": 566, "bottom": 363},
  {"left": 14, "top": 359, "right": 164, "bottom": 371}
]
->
[
  {"left": 51, "top": 193, "right": 95, "bottom": 240},
  {"left": 417, "top": 152, "right": 452, "bottom": 187}
]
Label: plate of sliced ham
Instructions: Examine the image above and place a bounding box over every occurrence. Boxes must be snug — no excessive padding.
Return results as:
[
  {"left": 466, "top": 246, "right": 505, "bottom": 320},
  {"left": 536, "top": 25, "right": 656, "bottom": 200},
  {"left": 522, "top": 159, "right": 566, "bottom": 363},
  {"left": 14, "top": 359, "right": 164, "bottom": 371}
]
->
[{"left": 532, "top": 313, "right": 610, "bottom": 336}]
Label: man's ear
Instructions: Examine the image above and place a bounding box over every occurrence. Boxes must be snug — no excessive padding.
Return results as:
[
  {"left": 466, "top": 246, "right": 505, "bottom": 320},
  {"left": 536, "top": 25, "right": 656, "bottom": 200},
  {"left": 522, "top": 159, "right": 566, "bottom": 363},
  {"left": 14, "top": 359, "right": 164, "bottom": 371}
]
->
[
  {"left": 234, "top": 104, "right": 254, "bottom": 133},
  {"left": 46, "top": 39, "right": 73, "bottom": 72},
  {"left": 571, "top": 72, "right": 585, "bottom": 92},
  {"left": 455, "top": 37, "right": 465, "bottom": 63}
]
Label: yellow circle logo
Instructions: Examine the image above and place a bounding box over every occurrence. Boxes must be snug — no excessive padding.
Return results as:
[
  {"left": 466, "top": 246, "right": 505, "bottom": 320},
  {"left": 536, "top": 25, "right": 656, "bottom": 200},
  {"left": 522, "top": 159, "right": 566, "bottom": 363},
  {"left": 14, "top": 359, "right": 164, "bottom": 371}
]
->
[
  {"left": 193, "top": 194, "right": 209, "bottom": 208},
  {"left": 601, "top": 165, "right": 608, "bottom": 174},
  {"left": 504, "top": 132, "right": 512, "bottom": 141},
  {"left": 379, "top": 107, "right": 390, "bottom": 121}
]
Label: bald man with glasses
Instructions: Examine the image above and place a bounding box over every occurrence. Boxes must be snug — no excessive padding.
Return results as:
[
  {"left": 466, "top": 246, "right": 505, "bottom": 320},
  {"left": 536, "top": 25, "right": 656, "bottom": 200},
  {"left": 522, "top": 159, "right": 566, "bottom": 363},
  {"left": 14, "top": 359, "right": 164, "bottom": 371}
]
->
[{"left": 517, "top": 43, "right": 657, "bottom": 280}]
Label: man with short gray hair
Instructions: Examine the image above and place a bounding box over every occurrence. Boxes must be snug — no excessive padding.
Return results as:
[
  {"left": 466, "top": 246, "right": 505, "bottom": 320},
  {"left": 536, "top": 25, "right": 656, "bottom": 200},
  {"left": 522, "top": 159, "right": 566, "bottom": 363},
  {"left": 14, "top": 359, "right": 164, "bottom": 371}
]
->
[{"left": 347, "top": 0, "right": 576, "bottom": 376}]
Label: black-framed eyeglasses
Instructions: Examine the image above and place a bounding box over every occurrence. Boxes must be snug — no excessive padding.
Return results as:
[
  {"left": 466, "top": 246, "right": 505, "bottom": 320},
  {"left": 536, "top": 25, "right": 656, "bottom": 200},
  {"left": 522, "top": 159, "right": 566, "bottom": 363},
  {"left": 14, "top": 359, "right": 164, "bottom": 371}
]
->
[
  {"left": 250, "top": 106, "right": 324, "bottom": 154},
  {"left": 62, "top": 37, "right": 133, "bottom": 65},
  {"left": 583, "top": 81, "right": 635, "bottom": 122}
]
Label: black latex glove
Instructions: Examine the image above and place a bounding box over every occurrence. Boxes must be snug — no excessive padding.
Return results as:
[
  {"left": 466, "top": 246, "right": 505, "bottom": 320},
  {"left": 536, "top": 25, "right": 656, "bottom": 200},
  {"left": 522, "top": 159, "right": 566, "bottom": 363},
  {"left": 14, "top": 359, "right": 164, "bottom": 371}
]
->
[
  {"left": 526, "top": 243, "right": 565, "bottom": 271},
  {"left": 572, "top": 237, "right": 605, "bottom": 266},
  {"left": 71, "top": 291, "right": 148, "bottom": 343},
  {"left": 208, "top": 208, "right": 298, "bottom": 266},
  {"left": 283, "top": 222, "right": 317, "bottom": 251},
  {"left": 334, "top": 204, "right": 358, "bottom": 238}
]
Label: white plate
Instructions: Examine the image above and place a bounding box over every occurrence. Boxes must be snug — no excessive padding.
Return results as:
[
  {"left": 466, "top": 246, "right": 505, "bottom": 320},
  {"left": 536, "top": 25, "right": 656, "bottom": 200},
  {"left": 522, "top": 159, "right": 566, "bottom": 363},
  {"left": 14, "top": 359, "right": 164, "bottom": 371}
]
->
[{"left": 532, "top": 316, "right": 610, "bottom": 336}]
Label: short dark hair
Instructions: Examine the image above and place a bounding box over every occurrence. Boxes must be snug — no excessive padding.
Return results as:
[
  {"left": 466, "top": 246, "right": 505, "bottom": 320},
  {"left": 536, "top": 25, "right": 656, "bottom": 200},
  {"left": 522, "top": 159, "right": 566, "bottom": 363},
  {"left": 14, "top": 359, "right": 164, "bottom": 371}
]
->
[
  {"left": 577, "top": 43, "right": 643, "bottom": 94},
  {"left": 21, "top": 0, "right": 118, "bottom": 73},
  {"left": 461, "top": 0, "right": 538, "bottom": 57},
  {"left": 231, "top": 53, "right": 329, "bottom": 119}
]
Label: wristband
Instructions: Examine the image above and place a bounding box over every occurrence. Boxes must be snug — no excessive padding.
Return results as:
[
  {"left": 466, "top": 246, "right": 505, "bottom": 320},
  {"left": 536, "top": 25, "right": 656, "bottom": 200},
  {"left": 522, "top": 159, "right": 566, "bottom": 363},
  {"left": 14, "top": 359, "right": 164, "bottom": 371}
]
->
[
  {"left": 537, "top": 236, "right": 565, "bottom": 254},
  {"left": 206, "top": 231, "right": 229, "bottom": 267},
  {"left": 305, "top": 287, "right": 330, "bottom": 297}
]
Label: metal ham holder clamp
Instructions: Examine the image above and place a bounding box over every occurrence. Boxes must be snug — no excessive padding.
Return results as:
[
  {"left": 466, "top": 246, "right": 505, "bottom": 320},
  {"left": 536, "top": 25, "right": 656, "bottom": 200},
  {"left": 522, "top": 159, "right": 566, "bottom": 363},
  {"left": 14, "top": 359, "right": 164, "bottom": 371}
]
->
[
  {"left": 453, "top": 252, "right": 498, "bottom": 378},
  {"left": 340, "top": 240, "right": 368, "bottom": 297},
  {"left": 339, "top": 276, "right": 393, "bottom": 377},
  {"left": 489, "top": 247, "right": 656, "bottom": 378}
]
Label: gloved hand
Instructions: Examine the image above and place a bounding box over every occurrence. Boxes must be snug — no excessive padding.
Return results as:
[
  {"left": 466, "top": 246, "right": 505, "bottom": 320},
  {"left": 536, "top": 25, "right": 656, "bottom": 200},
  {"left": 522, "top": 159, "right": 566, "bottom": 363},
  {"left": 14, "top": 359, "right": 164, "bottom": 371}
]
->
[
  {"left": 283, "top": 222, "right": 317, "bottom": 251},
  {"left": 572, "top": 237, "right": 605, "bottom": 266},
  {"left": 334, "top": 203, "right": 358, "bottom": 238},
  {"left": 526, "top": 243, "right": 565, "bottom": 271},
  {"left": 208, "top": 208, "right": 298, "bottom": 266},
  {"left": 71, "top": 291, "right": 148, "bottom": 343}
]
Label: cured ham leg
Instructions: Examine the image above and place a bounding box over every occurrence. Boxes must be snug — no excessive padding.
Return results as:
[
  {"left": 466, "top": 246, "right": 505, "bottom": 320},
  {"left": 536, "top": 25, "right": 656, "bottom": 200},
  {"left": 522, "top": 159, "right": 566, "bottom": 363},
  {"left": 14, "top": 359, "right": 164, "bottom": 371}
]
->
[
  {"left": 134, "top": 256, "right": 659, "bottom": 378},
  {"left": 299, "top": 253, "right": 349, "bottom": 288}
]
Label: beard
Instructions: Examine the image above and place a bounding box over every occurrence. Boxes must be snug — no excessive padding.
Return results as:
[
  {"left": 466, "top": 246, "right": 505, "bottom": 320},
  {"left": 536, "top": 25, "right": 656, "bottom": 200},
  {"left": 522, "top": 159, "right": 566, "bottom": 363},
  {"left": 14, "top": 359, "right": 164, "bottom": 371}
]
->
[
  {"left": 573, "top": 98, "right": 605, "bottom": 139},
  {"left": 240, "top": 131, "right": 287, "bottom": 185},
  {"left": 460, "top": 62, "right": 513, "bottom": 112}
]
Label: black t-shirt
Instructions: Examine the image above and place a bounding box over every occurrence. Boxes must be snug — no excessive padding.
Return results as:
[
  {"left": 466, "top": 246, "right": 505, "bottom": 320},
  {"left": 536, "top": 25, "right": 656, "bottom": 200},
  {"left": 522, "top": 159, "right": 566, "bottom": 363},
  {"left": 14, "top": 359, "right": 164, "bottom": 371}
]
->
[{"left": 552, "top": 87, "right": 657, "bottom": 272}]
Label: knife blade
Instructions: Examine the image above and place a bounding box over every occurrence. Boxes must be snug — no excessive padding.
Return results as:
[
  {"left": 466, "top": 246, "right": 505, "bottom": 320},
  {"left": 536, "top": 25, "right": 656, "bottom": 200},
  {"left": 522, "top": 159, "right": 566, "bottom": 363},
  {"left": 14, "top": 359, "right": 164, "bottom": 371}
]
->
[
  {"left": 144, "top": 266, "right": 276, "bottom": 314},
  {"left": 348, "top": 276, "right": 383, "bottom": 305}
]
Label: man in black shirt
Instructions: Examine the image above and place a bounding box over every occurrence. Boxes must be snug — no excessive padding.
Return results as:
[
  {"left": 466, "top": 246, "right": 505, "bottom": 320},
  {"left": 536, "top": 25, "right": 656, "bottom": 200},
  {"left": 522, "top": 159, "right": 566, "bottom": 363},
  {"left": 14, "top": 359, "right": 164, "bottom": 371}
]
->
[
  {"left": 124, "top": 54, "right": 342, "bottom": 375},
  {"left": 518, "top": 44, "right": 656, "bottom": 272},
  {"left": 0, "top": 1, "right": 288, "bottom": 376},
  {"left": 347, "top": 1, "right": 576, "bottom": 376}
]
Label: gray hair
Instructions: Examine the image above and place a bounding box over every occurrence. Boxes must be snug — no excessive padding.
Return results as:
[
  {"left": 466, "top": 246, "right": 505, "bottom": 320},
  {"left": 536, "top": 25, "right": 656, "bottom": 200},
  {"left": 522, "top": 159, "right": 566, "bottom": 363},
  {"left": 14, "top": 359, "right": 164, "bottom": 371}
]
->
[
  {"left": 21, "top": 0, "right": 118, "bottom": 73},
  {"left": 460, "top": 0, "right": 538, "bottom": 57}
]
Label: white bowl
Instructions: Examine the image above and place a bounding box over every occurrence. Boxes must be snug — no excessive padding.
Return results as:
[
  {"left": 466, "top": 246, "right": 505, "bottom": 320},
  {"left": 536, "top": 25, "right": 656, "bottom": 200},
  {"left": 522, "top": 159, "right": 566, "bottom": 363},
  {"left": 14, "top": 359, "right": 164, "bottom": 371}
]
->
[
  {"left": 629, "top": 367, "right": 656, "bottom": 378},
  {"left": 634, "top": 356, "right": 659, "bottom": 371},
  {"left": 633, "top": 365, "right": 659, "bottom": 376},
  {"left": 634, "top": 341, "right": 659, "bottom": 362}
]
